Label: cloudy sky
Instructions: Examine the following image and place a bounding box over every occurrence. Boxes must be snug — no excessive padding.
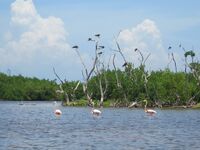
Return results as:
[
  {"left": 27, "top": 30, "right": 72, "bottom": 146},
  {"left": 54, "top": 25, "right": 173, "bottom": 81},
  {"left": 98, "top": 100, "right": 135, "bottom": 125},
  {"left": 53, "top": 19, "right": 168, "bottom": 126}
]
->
[{"left": 0, "top": 0, "right": 200, "bottom": 80}]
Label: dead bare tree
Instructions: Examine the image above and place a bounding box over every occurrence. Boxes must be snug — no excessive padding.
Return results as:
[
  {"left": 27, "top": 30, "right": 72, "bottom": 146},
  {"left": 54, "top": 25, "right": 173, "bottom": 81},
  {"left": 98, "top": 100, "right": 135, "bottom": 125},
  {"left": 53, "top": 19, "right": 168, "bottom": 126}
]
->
[
  {"left": 111, "top": 36, "right": 131, "bottom": 106},
  {"left": 171, "top": 53, "right": 177, "bottom": 73},
  {"left": 134, "top": 48, "right": 151, "bottom": 99},
  {"left": 112, "top": 54, "right": 121, "bottom": 88},
  {"left": 71, "top": 81, "right": 81, "bottom": 101},
  {"left": 167, "top": 46, "right": 178, "bottom": 72},
  {"left": 53, "top": 68, "right": 80, "bottom": 105},
  {"left": 53, "top": 68, "right": 69, "bottom": 105},
  {"left": 73, "top": 34, "right": 103, "bottom": 106},
  {"left": 112, "top": 54, "right": 128, "bottom": 105},
  {"left": 94, "top": 60, "right": 108, "bottom": 107},
  {"left": 113, "top": 38, "right": 128, "bottom": 68}
]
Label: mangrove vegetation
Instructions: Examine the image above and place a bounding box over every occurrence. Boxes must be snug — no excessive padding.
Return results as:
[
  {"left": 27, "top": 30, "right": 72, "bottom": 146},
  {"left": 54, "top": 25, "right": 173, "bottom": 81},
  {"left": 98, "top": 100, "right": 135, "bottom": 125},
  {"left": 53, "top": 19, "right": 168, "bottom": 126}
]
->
[{"left": 0, "top": 35, "right": 200, "bottom": 108}]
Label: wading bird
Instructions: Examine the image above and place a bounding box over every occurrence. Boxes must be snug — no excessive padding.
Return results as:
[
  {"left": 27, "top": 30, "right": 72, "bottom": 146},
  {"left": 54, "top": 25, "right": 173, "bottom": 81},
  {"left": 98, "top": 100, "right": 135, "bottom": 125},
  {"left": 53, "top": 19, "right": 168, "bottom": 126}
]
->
[
  {"left": 54, "top": 109, "right": 62, "bottom": 116},
  {"left": 90, "top": 101, "right": 102, "bottom": 116},
  {"left": 143, "top": 100, "right": 157, "bottom": 115},
  {"left": 91, "top": 108, "right": 102, "bottom": 116},
  {"left": 53, "top": 101, "right": 62, "bottom": 116}
]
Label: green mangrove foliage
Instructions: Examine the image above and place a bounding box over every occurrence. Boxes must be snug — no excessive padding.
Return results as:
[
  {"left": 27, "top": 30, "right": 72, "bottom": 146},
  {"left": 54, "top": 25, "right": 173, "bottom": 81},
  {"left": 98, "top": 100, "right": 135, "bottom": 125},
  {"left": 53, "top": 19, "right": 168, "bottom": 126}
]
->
[
  {"left": 0, "top": 73, "right": 57, "bottom": 100},
  {"left": 88, "top": 66, "right": 200, "bottom": 107},
  {"left": 0, "top": 63, "right": 200, "bottom": 107}
]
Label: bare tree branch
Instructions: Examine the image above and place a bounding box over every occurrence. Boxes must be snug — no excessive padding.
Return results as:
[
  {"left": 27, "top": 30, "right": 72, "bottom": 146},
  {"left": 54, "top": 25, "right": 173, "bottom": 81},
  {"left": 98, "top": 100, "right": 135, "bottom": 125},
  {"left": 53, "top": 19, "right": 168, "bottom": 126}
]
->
[
  {"left": 143, "top": 53, "right": 151, "bottom": 66},
  {"left": 107, "top": 55, "right": 112, "bottom": 70},
  {"left": 53, "top": 67, "right": 64, "bottom": 84},
  {"left": 134, "top": 49, "right": 151, "bottom": 99},
  {"left": 53, "top": 67, "right": 70, "bottom": 105},
  {"left": 171, "top": 53, "right": 177, "bottom": 72},
  {"left": 112, "top": 54, "right": 121, "bottom": 88},
  {"left": 74, "top": 81, "right": 80, "bottom": 92},
  {"left": 74, "top": 48, "right": 88, "bottom": 77},
  {"left": 71, "top": 81, "right": 81, "bottom": 101},
  {"left": 73, "top": 39, "right": 100, "bottom": 106}
]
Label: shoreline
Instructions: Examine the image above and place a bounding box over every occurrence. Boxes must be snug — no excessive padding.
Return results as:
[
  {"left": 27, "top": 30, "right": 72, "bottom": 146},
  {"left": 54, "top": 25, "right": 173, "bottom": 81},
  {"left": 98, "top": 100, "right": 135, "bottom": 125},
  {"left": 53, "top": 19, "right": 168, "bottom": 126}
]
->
[{"left": 1, "top": 100, "right": 200, "bottom": 109}]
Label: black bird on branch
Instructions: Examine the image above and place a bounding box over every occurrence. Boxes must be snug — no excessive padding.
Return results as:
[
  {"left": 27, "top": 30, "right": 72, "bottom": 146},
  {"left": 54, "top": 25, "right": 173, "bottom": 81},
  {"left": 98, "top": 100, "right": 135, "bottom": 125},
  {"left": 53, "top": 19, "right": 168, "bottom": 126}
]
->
[
  {"left": 99, "top": 46, "right": 105, "bottom": 49},
  {"left": 72, "top": 45, "right": 79, "bottom": 49},
  {"left": 134, "top": 48, "right": 138, "bottom": 51},
  {"left": 95, "top": 34, "right": 100, "bottom": 38},
  {"left": 168, "top": 46, "right": 172, "bottom": 50},
  {"left": 98, "top": 52, "right": 103, "bottom": 55},
  {"left": 122, "top": 62, "right": 128, "bottom": 67},
  {"left": 88, "top": 38, "right": 95, "bottom": 41}
]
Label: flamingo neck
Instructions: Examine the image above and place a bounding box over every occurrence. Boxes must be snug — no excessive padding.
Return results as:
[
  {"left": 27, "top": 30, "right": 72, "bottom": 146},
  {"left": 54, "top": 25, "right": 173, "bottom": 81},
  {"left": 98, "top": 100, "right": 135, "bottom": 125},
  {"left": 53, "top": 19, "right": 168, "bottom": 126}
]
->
[
  {"left": 144, "top": 101, "right": 147, "bottom": 112},
  {"left": 144, "top": 106, "right": 147, "bottom": 112}
]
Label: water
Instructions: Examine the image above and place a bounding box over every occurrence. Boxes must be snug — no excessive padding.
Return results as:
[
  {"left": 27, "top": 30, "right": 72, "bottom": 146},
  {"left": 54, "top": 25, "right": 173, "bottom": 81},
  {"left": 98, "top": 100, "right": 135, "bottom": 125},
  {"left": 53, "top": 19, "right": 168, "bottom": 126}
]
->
[{"left": 0, "top": 101, "right": 200, "bottom": 150}]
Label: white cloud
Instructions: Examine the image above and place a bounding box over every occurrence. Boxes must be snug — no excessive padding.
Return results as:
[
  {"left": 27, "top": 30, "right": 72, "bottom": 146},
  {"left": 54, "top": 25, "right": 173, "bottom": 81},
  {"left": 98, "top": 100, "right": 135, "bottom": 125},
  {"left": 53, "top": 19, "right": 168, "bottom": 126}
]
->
[
  {"left": 0, "top": 0, "right": 80, "bottom": 79},
  {"left": 117, "top": 19, "right": 168, "bottom": 70},
  {"left": 11, "top": 0, "right": 39, "bottom": 26}
]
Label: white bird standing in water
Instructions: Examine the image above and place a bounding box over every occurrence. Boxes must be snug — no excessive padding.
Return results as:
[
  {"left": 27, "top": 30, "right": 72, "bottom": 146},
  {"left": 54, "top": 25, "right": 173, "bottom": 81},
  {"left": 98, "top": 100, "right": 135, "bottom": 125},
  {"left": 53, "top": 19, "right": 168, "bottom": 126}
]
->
[
  {"left": 91, "top": 108, "right": 102, "bottom": 116},
  {"left": 143, "top": 100, "right": 157, "bottom": 115},
  {"left": 90, "top": 102, "right": 102, "bottom": 116},
  {"left": 53, "top": 101, "right": 62, "bottom": 116},
  {"left": 54, "top": 109, "right": 62, "bottom": 116}
]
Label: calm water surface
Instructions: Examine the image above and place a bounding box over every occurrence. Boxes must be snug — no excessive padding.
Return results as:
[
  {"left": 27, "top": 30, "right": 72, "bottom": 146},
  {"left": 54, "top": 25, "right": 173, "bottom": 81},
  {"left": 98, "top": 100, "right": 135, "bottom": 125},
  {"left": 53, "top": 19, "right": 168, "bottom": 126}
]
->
[{"left": 0, "top": 101, "right": 200, "bottom": 150}]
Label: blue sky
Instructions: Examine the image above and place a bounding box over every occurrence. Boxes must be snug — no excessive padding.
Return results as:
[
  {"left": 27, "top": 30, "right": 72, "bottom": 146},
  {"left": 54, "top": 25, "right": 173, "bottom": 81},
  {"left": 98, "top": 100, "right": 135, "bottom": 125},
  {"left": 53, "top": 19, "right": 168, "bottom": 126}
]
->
[{"left": 0, "top": 0, "right": 200, "bottom": 80}]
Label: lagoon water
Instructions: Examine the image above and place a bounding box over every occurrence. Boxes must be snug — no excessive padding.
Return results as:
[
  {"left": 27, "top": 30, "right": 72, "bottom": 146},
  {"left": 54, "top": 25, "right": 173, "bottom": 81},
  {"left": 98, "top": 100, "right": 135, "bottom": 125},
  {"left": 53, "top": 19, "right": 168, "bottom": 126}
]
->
[{"left": 1, "top": 101, "right": 200, "bottom": 150}]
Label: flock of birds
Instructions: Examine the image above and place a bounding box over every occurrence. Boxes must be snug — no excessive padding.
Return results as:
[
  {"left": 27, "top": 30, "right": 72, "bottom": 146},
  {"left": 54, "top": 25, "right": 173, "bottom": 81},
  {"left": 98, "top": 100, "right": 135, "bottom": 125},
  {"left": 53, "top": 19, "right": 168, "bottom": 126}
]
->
[
  {"left": 53, "top": 99, "right": 156, "bottom": 117},
  {"left": 53, "top": 102, "right": 102, "bottom": 117}
]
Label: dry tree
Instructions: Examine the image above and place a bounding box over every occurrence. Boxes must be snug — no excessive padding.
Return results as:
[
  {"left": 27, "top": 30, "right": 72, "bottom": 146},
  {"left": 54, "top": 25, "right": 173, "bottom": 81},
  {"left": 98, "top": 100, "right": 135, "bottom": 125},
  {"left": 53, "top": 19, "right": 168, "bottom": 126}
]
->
[
  {"left": 73, "top": 34, "right": 104, "bottom": 107},
  {"left": 53, "top": 67, "right": 80, "bottom": 105},
  {"left": 94, "top": 57, "right": 108, "bottom": 107},
  {"left": 134, "top": 48, "right": 151, "bottom": 100},
  {"left": 167, "top": 46, "right": 177, "bottom": 73}
]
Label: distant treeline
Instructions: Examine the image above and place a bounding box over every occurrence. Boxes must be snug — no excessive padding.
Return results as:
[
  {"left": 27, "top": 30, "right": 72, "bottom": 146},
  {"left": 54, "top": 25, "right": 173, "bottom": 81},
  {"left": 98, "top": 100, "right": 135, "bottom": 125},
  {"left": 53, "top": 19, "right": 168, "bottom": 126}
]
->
[
  {"left": 0, "top": 63, "right": 200, "bottom": 107},
  {"left": 0, "top": 73, "right": 57, "bottom": 101}
]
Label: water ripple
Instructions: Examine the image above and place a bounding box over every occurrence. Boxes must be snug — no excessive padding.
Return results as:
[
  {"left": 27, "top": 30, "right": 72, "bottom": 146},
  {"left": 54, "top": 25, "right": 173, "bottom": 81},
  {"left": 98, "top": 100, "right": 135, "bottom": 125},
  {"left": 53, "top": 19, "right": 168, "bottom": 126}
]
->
[{"left": 0, "top": 101, "right": 200, "bottom": 150}]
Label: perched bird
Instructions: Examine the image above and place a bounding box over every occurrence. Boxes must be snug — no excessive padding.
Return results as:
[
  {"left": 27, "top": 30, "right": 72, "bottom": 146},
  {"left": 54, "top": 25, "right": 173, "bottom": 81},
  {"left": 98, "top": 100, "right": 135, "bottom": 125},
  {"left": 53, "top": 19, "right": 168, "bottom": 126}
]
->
[
  {"left": 179, "top": 44, "right": 182, "bottom": 48},
  {"left": 98, "top": 52, "right": 103, "bottom": 55},
  {"left": 91, "top": 108, "right": 101, "bottom": 116},
  {"left": 99, "top": 46, "right": 105, "bottom": 49},
  {"left": 143, "top": 100, "right": 157, "bottom": 115},
  {"left": 72, "top": 45, "right": 79, "bottom": 49},
  {"left": 88, "top": 38, "right": 93, "bottom": 41},
  {"left": 95, "top": 34, "right": 100, "bottom": 37},
  {"left": 134, "top": 48, "right": 138, "bottom": 51},
  {"left": 122, "top": 62, "right": 128, "bottom": 67},
  {"left": 168, "top": 46, "right": 172, "bottom": 50}
]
